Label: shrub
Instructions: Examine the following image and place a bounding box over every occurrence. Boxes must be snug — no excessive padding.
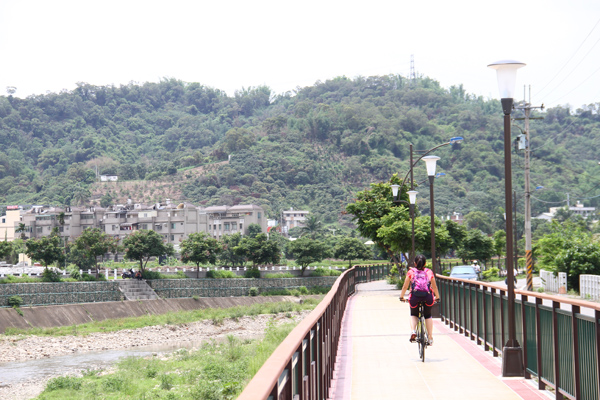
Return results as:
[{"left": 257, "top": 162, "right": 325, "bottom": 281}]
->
[
  {"left": 45, "top": 376, "right": 83, "bottom": 391},
  {"left": 264, "top": 272, "right": 294, "bottom": 278},
  {"left": 244, "top": 268, "right": 261, "bottom": 279},
  {"left": 8, "top": 295, "right": 23, "bottom": 307},
  {"left": 248, "top": 287, "right": 259, "bottom": 296},
  {"left": 207, "top": 269, "right": 239, "bottom": 279},
  {"left": 310, "top": 267, "right": 342, "bottom": 277},
  {"left": 41, "top": 268, "right": 62, "bottom": 282},
  {"left": 396, "top": 276, "right": 405, "bottom": 290},
  {"left": 142, "top": 270, "right": 163, "bottom": 280},
  {"left": 297, "top": 286, "right": 309, "bottom": 295},
  {"left": 482, "top": 267, "right": 500, "bottom": 280}
]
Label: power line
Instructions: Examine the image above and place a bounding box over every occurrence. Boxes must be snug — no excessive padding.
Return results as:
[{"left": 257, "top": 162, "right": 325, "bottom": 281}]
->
[
  {"left": 530, "top": 195, "right": 567, "bottom": 205},
  {"left": 535, "top": 17, "right": 600, "bottom": 99},
  {"left": 545, "top": 62, "right": 600, "bottom": 106}
]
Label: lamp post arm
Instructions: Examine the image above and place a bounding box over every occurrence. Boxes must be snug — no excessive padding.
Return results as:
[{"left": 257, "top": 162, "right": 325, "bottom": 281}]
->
[{"left": 400, "top": 141, "right": 451, "bottom": 189}]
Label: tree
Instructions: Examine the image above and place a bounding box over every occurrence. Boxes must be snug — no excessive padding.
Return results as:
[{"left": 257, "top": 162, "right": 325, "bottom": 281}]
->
[
  {"left": 246, "top": 223, "right": 262, "bottom": 238},
  {"left": 73, "top": 228, "right": 119, "bottom": 277},
  {"left": 15, "top": 223, "right": 27, "bottom": 240},
  {"left": 492, "top": 230, "right": 506, "bottom": 258},
  {"left": 181, "top": 232, "right": 223, "bottom": 278},
  {"left": 463, "top": 211, "right": 493, "bottom": 235},
  {"left": 234, "top": 233, "right": 280, "bottom": 268},
  {"left": 554, "top": 241, "right": 600, "bottom": 291},
  {"left": 219, "top": 233, "right": 245, "bottom": 267},
  {"left": 25, "top": 229, "right": 64, "bottom": 270},
  {"left": 0, "top": 241, "right": 13, "bottom": 261},
  {"left": 123, "top": 230, "right": 174, "bottom": 273},
  {"left": 288, "top": 236, "right": 329, "bottom": 274},
  {"left": 334, "top": 237, "right": 371, "bottom": 268},
  {"left": 345, "top": 176, "right": 410, "bottom": 266},
  {"left": 300, "top": 215, "right": 324, "bottom": 238},
  {"left": 100, "top": 193, "right": 113, "bottom": 208},
  {"left": 456, "top": 229, "right": 495, "bottom": 266},
  {"left": 444, "top": 220, "right": 467, "bottom": 256}
]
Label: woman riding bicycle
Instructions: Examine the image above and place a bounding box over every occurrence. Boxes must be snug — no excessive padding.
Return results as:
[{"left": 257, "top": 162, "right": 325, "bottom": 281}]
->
[{"left": 399, "top": 255, "right": 440, "bottom": 345}]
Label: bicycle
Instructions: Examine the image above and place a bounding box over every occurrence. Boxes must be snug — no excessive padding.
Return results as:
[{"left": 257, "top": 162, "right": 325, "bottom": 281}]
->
[
  {"left": 400, "top": 297, "right": 439, "bottom": 362},
  {"left": 415, "top": 300, "right": 428, "bottom": 362}
]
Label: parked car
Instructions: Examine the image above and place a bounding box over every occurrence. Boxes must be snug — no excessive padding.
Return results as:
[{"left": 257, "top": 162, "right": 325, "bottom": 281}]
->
[{"left": 449, "top": 265, "right": 480, "bottom": 280}]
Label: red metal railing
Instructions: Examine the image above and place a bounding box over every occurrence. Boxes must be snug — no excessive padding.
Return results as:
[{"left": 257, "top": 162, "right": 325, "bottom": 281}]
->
[{"left": 237, "top": 264, "right": 390, "bottom": 400}]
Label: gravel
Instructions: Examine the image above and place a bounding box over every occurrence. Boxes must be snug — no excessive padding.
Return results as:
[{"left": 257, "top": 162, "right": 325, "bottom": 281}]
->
[{"left": 0, "top": 310, "right": 311, "bottom": 400}]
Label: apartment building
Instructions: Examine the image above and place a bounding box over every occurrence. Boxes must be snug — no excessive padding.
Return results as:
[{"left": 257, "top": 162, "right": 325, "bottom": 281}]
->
[
  {"left": 205, "top": 204, "right": 267, "bottom": 239},
  {"left": 7, "top": 202, "right": 265, "bottom": 245},
  {"left": 280, "top": 208, "right": 309, "bottom": 236},
  {"left": 0, "top": 207, "right": 23, "bottom": 241}
]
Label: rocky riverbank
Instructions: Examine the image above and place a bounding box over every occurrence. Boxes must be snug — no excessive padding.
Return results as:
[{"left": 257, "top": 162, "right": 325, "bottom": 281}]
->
[{"left": 0, "top": 310, "right": 310, "bottom": 400}]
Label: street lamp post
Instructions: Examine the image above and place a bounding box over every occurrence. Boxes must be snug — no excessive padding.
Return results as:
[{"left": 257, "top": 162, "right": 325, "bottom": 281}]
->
[
  {"left": 390, "top": 185, "right": 418, "bottom": 268},
  {"left": 423, "top": 156, "right": 440, "bottom": 275},
  {"left": 489, "top": 59, "right": 526, "bottom": 377}
]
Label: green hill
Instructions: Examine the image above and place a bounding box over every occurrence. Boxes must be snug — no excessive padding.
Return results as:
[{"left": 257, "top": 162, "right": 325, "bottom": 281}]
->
[{"left": 1, "top": 75, "right": 598, "bottom": 232}]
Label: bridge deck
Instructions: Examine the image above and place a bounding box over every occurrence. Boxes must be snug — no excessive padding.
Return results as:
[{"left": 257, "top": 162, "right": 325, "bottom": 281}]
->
[{"left": 329, "top": 280, "right": 549, "bottom": 400}]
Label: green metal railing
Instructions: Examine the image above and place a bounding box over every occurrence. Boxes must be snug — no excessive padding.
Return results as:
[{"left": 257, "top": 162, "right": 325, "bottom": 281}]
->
[
  {"left": 237, "top": 264, "right": 390, "bottom": 400},
  {"left": 438, "top": 275, "right": 600, "bottom": 400}
]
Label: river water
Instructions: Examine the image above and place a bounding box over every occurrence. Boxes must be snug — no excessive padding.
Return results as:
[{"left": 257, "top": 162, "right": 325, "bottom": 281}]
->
[{"left": 0, "top": 340, "right": 201, "bottom": 386}]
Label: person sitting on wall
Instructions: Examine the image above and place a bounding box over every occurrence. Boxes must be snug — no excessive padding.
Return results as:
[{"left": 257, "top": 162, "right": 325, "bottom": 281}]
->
[{"left": 135, "top": 270, "right": 142, "bottom": 280}]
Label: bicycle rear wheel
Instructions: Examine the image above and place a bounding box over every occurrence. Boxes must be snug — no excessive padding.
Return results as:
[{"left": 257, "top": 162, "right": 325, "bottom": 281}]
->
[{"left": 418, "top": 316, "right": 427, "bottom": 362}]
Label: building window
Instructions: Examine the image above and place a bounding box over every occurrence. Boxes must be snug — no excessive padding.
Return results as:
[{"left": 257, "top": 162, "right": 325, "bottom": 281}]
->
[
  {"left": 112, "top": 225, "right": 116, "bottom": 231},
  {"left": 224, "top": 223, "right": 230, "bottom": 231},
  {"left": 231, "top": 222, "right": 237, "bottom": 231},
  {"left": 142, "top": 224, "right": 148, "bottom": 229},
  {"left": 36, "top": 227, "right": 43, "bottom": 233},
  {"left": 170, "top": 235, "right": 174, "bottom": 241},
  {"left": 258, "top": 212, "right": 261, "bottom": 218},
  {"left": 239, "top": 224, "right": 243, "bottom": 232},
  {"left": 171, "top": 223, "right": 176, "bottom": 229},
  {"left": 208, "top": 225, "right": 211, "bottom": 230}
]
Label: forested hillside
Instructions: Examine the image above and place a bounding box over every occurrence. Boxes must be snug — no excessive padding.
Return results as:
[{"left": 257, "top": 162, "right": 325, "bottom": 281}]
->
[{"left": 0, "top": 75, "right": 599, "bottom": 232}]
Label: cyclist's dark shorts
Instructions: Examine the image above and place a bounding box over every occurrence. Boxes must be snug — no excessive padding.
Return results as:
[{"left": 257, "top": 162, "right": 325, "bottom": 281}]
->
[{"left": 409, "top": 292, "right": 434, "bottom": 319}]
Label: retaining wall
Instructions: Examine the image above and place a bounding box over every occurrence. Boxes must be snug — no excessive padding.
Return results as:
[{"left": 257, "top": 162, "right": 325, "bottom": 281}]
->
[
  {"left": 0, "top": 296, "right": 308, "bottom": 334},
  {"left": 147, "top": 277, "right": 338, "bottom": 298},
  {"left": 0, "top": 277, "right": 338, "bottom": 307}
]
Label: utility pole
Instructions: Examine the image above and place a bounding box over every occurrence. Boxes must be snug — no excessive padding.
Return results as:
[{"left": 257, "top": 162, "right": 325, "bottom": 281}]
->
[{"left": 514, "top": 86, "right": 543, "bottom": 291}]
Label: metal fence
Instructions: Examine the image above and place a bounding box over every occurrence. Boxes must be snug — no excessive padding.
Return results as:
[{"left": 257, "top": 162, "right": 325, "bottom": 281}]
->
[
  {"left": 437, "top": 275, "right": 600, "bottom": 400},
  {"left": 237, "top": 263, "right": 391, "bottom": 400}
]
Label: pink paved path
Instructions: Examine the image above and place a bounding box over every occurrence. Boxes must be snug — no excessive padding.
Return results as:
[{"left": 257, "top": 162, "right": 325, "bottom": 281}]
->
[{"left": 328, "top": 280, "right": 551, "bottom": 400}]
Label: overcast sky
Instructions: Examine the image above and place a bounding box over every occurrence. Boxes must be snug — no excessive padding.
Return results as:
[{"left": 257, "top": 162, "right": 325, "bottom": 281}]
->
[{"left": 1, "top": 0, "right": 599, "bottom": 110}]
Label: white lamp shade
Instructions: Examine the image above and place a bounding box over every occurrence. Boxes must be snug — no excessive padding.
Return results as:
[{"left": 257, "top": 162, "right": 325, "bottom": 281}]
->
[
  {"left": 391, "top": 184, "right": 400, "bottom": 197},
  {"left": 488, "top": 60, "right": 526, "bottom": 99},
  {"left": 422, "top": 155, "right": 440, "bottom": 177},
  {"left": 408, "top": 190, "right": 418, "bottom": 205}
]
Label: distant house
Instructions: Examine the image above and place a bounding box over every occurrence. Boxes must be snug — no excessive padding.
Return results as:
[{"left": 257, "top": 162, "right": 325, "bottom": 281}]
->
[
  {"left": 535, "top": 201, "right": 596, "bottom": 221},
  {"left": 281, "top": 208, "right": 310, "bottom": 236},
  {"left": 100, "top": 175, "right": 118, "bottom": 182}
]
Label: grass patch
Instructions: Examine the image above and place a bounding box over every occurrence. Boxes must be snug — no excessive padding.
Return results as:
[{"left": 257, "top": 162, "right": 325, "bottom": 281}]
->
[
  {"left": 264, "top": 272, "right": 295, "bottom": 278},
  {"left": 3, "top": 299, "right": 322, "bottom": 338},
  {"left": 206, "top": 269, "right": 240, "bottom": 279},
  {"left": 260, "top": 287, "right": 330, "bottom": 296},
  {"left": 35, "top": 322, "right": 299, "bottom": 400},
  {"left": 309, "top": 267, "right": 342, "bottom": 277}
]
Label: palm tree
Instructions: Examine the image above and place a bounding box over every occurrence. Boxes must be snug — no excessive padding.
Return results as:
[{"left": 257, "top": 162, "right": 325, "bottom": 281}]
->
[
  {"left": 15, "top": 223, "right": 27, "bottom": 240},
  {"left": 300, "top": 215, "right": 324, "bottom": 238}
]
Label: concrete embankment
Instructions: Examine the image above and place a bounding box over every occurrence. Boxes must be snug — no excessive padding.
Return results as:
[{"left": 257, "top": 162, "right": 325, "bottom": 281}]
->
[{"left": 0, "top": 296, "right": 307, "bottom": 333}]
